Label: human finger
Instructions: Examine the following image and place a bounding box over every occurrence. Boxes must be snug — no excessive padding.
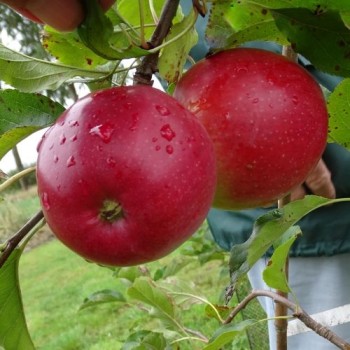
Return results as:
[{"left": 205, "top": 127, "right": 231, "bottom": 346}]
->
[{"left": 304, "top": 158, "right": 336, "bottom": 199}]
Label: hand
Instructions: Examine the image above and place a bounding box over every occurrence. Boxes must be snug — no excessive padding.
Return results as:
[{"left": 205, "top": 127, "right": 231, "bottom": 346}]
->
[
  {"left": 1, "top": 0, "right": 115, "bottom": 31},
  {"left": 291, "top": 158, "right": 336, "bottom": 201}
]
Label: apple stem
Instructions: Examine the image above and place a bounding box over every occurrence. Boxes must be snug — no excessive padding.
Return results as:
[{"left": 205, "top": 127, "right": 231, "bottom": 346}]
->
[
  {"left": 133, "top": 0, "right": 180, "bottom": 85},
  {"left": 100, "top": 200, "right": 123, "bottom": 223}
]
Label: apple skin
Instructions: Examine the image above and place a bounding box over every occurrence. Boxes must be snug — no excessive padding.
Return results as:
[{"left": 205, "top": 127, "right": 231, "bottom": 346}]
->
[
  {"left": 36, "top": 86, "right": 216, "bottom": 266},
  {"left": 173, "top": 48, "right": 328, "bottom": 209}
]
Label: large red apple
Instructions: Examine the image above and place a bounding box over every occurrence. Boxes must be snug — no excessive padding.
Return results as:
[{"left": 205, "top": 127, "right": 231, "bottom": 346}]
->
[
  {"left": 174, "top": 48, "right": 328, "bottom": 209},
  {"left": 36, "top": 86, "right": 216, "bottom": 266}
]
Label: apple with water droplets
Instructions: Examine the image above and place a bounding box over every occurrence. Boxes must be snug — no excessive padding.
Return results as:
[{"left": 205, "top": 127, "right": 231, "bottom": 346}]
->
[
  {"left": 36, "top": 86, "right": 216, "bottom": 266},
  {"left": 174, "top": 48, "right": 328, "bottom": 209}
]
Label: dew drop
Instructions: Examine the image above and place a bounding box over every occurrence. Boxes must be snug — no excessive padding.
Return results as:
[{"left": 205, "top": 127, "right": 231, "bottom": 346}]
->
[
  {"left": 152, "top": 137, "right": 158, "bottom": 142},
  {"left": 166, "top": 145, "right": 174, "bottom": 154},
  {"left": 160, "top": 124, "right": 176, "bottom": 141},
  {"left": 70, "top": 135, "right": 78, "bottom": 142},
  {"left": 155, "top": 145, "right": 161, "bottom": 151},
  {"left": 69, "top": 120, "right": 79, "bottom": 127},
  {"left": 41, "top": 192, "right": 51, "bottom": 211},
  {"left": 106, "top": 156, "right": 116, "bottom": 167},
  {"left": 252, "top": 98, "right": 259, "bottom": 104},
  {"left": 67, "top": 156, "right": 76, "bottom": 167},
  {"left": 90, "top": 123, "right": 114, "bottom": 143},
  {"left": 60, "top": 134, "right": 66, "bottom": 145},
  {"left": 155, "top": 105, "right": 170, "bottom": 116},
  {"left": 292, "top": 95, "right": 299, "bottom": 105},
  {"left": 53, "top": 155, "right": 59, "bottom": 163}
]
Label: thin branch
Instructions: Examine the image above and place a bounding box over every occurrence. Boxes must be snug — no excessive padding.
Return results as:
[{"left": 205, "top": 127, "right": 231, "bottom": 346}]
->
[
  {"left": 133, "top": 0, "right": 180, "bottom": 85},
  {"left": 0, "top": 166, "right": 36, "bottom": 193},
  {"left": 224, "top": 289, "right": 350, "bottom": 350},
  {"left": 0, "top": 210, "right": 44, "bottom": 268}
]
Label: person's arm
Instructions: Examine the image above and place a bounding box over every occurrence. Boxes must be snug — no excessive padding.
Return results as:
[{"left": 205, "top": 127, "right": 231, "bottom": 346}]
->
[{"left": 1, "top": 0, "right": 115, "bottom": 31}]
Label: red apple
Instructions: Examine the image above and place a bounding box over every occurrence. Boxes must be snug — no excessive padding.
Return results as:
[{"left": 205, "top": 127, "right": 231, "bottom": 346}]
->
[
  {"left": 174, "top": 48, "right": 328, "bottom": 209},
  {"left": 36, "top": 86, "right": 216, "bottom": 266}
]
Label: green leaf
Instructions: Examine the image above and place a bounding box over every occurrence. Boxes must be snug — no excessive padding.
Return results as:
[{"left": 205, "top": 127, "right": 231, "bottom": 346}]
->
[
  {"left": 121, "top": 330, "right": 170, "bottom": 350},
  {"left": 127, "top": 277, "right": 179, "bottom": 330},
  {"left": 262, "top": 226, "right": 301, "bottom": 293},
  {"left": 153, "top": 256, "right": 192, "bottom": 281},
  {"left": 0, "top": 43, "right": 109, "bottom": 92},
  {"left": 327, "top": 78, "right": 350, "bottom": 149},
  {"left": 272, "top": 8, "right": 350, "bottom": 77},
  {"left": 0, "top": 249, "right": 35, "bottom": 350},
  {"left": 42, "top": 26, "right": 108, "bottom": 69},
  {"left": 229, "top": 196, "right": 350, "bottom": 289},
  {"left": 79, "top": 289, "right": 126, "bottom": 310},
  {"left": 78, "top": 0, "right": 149, "bottom": 60},
  {"left": 206, "top": 1, "right": 287, "bottom": 49},
  {"left": 0, "top": 89, "right": 65, "bottom": 159},
  {"left": 203, "top": 319, "right": 257, "bottom": 350},
  {"left": 158, "top": 9, "right": 198, "bottom": 83},
  {"left": 239, "top": 0, "right": 350, "bottom": 11},
  {"left": 116, "top": 266, "right": 144, "bottom": 283}
]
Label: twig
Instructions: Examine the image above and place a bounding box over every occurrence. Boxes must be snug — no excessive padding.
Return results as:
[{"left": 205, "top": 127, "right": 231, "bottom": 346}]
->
[
  {"left": 275, "top": 194, "right": 291, "bottom": 350},
  {"left": 224, "top": 289, "right": 350, "bottom": 350},
  {"left": 0, "top": 210, "right": 44, "bottom": 269},
  {"left": 133, "top": 0, "right": 180, "bottom": 85},
  {"left": 0, "top": 166, "right": 36, "bottom": 193}
]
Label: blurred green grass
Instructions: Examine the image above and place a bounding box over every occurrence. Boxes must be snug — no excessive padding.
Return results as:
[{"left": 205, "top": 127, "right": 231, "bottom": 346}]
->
[{"left": 19, "top": 239, "right": 249, "bottom": 350}]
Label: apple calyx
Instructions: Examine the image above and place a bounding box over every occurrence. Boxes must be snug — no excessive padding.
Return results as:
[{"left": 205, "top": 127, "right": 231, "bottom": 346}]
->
[{"left": 100, "top": 200, "right": 123, "bottom": 223}]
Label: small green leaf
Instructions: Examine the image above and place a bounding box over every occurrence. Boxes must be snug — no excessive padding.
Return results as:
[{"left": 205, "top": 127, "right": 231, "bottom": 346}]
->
[
  {"left": 0, "top": 89, "right": 65, "bottom": 159},
  {"left": 0, "top": 249, "right": 35, "bottom": 350},
  {"left": 127, "top": 277, "right": 179, "bottom": 330},
  {"left": 0, "top": 43, "right": 109, "bottom": 92},
  {"left": 79, "top": 289, "right": 126, "bottom": 310},
  {"left": 121, "top": 330, "right": 170, "bottom": 350},
  {"left": 272, "top": 8, "right": 350, "bottom": 77},
  {"left": 206, "top": 1, "right": 287, "bottom": 50},
  {"left": 262, "top": 226, "right": 301, "bottom": 293},
  {"left": 229, "top": 196, "right": 350, "bottom": 289},
  {"left": 78, "top": 0, "right": 149, "bottom": 60},
  {"left": 203, "top": 320, "right": 257, "bottom": 350},
  {"left": 42, "top": 26, "right": 108, "bottom": 69},
  {"left": 327, "top": 78, "right": 350, "bottom": 149},
  {"left": 128, "top": 277, "right": 174, "bottom": 316},
  {"left": 116, "top": 266, "right": 144, "bottom": 282},
  {"left": 158, "top": 9, "right": 198, "bottom": 83}
]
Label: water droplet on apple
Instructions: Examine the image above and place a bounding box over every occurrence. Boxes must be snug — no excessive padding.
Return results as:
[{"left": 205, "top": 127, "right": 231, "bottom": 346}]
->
[
  {"left": 166, "top": 145, "right": 174, "bottom": 154},
  {"left": 41, "top": 192, "right": 50, "bottom": 211},
  {"left": 106, "top": 157, "right": 116, "bottom": 167},
  {"left": 292, "top": 95, "right": 298, "bottom": 105},
  {"left": 160, "top": 124, "right": 176, "bottom": 141},
  {"left": 53, "top": 155, "right": 59, "bottom": 163},
  {"left": 70, "top": 135, "right": 78, "bottom": 142},
  {"left": 152, "top": 137, "right": 158, "bottom": 142},
  {"left": 69, "top": 120, "right": 79, "bottom": 127},
  {"left": 155, "top": 145, "right": 161, "bottom": 151},
  {"left": 252, "top": 98, "right": 259, "bottom": 104},
  {"left": 67, "top": 156, "right": 76, "bottom": 167},
  {"left": 90, "top": 123, "right": 114, "bottom": 143},
  {"left": 60, "top": 134, "right": 66, "bottom": 145},
  {"left": 155, "top": 105, "right": 170, "bottom": 116},
  {"left": 237, "top": 66, "right": 248, "bottom": 73}
]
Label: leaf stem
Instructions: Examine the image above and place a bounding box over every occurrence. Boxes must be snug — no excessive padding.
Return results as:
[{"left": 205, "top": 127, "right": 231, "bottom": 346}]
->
[{"left": 0, "top": 210, "right": 44, "bottom": 269}]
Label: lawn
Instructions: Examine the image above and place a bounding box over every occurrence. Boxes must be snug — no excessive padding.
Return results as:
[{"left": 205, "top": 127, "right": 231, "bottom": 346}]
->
[{"left": 19, "top": 238, "right": 252, "bottom": 350}]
